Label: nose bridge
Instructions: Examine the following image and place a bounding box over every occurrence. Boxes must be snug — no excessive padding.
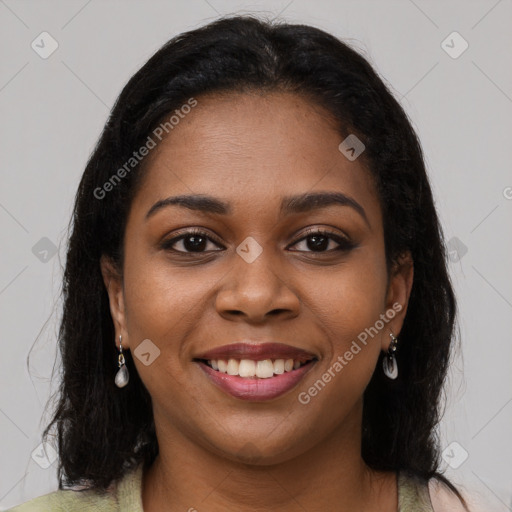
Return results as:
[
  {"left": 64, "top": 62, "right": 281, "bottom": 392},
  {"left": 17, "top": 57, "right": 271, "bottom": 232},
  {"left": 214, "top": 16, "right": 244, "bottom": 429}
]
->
[
  {"left": 233, "top": 236, "right": 282, "bottom": 300},
  {"left": 215, "top": 235, "right": 299, "bottom": 320}
]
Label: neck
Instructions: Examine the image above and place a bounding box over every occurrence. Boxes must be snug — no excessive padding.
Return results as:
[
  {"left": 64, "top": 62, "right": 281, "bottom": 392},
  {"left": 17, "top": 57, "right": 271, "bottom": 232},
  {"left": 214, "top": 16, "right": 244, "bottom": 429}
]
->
[{"left": 141, "top": 403, "right": 397, "bottom": 512}]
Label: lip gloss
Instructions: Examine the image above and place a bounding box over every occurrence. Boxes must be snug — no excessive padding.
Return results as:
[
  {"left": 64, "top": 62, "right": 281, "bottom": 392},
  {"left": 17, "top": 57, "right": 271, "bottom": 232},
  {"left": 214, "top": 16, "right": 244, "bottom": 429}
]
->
[{"left": 195, "top": 360, "right": 317, "bottom": 401}]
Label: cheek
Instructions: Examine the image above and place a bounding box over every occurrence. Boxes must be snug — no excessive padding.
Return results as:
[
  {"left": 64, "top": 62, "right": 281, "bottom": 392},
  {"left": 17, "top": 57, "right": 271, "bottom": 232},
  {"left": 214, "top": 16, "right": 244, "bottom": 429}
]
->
[
  {"left": 303, "top": 251, "right": 388, "bottom": 339},
  {"left": 297, "top": 252, "right": 388, "bottom": 391},
  {"left": 123, "top": 250, "right": 208, "bottom": 337},
  {"left": 121, "top": 257, "right": 203, "bottom": 403},
  {"left": 295, "top": 288, "right": 385, "bottom": 430}
]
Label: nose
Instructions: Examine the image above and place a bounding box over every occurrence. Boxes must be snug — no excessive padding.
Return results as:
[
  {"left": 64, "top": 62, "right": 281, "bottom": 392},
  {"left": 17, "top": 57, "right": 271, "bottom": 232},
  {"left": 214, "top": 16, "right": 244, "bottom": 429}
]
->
[{"left": 215, "top": 249, "right": 300, "bottom": 324}]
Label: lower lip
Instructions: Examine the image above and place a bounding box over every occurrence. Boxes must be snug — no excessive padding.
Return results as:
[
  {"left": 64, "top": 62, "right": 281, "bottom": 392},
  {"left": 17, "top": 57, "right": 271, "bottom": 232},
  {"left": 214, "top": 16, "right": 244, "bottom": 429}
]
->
[{"left": 195, "top": 360, "right": 317, "bottom": 402}]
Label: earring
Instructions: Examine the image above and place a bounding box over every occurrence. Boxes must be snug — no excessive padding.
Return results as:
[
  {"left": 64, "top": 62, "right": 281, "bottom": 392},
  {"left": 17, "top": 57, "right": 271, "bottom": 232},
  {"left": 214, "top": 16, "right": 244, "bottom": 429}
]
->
[
  {"left": 115, "top": 335, "right": 129, "bottom": 388},
  {"left": 382, "top": 332, "right": 398, "bottom": 380}
]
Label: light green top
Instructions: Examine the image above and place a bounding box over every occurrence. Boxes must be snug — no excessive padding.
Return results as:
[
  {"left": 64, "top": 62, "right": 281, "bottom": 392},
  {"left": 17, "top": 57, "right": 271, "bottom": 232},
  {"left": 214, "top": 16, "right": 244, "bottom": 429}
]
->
[{"left": 7, "top": 464, "right": 435, "bottom": 511}]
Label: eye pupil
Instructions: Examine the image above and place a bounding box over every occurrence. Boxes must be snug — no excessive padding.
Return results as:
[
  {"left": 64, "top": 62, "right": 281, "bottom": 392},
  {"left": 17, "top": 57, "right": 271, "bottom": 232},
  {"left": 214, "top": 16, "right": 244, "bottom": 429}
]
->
[
  {"left": 184, "top": 235, "right": 207, "bottom": 252},
  {"left": 307, "top": 235, "right": 329, "bottom": 251}
]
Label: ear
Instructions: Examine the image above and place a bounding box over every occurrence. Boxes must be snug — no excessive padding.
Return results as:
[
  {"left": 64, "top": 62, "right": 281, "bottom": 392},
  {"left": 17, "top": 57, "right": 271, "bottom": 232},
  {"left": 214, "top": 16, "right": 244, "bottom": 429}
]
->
[
  {"left": 381, "top": 250, "right": 414, "bottom": 351},
  {"left": 100, "top": 254, "right": 129, "bottom": 349}
]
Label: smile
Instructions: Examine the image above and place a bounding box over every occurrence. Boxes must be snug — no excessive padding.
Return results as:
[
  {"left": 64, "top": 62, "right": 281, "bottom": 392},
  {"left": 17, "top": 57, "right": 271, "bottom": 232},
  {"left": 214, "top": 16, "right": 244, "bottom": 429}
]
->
[{"left": 194, "top": 357, "right": 318, "bottom": 401}]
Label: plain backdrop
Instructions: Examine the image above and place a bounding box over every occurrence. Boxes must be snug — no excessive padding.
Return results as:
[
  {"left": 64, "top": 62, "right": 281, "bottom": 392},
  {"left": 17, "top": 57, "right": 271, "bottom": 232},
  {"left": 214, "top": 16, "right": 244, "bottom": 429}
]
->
[{"left": 1, "top": 1, "right": 511, "bottom": 510}]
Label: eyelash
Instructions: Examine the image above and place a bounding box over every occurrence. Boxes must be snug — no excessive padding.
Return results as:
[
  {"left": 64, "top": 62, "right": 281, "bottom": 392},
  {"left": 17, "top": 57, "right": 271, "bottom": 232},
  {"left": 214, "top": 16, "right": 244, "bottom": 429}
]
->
[{"left": 160, "top": 227, "right": 357, "bottom": 255}]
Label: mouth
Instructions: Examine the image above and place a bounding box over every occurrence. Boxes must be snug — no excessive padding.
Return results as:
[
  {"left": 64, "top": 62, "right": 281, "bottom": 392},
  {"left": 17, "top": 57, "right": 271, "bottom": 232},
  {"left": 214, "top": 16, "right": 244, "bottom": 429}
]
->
[
  {"left": 192, "top": 356, "right": 317, "bottom": 378},
  {"left": 193, "top": 341, "right": 318, "bottom": 365},
  {"left": 192, "top": 342, "right": 319, "bottom": 401}
]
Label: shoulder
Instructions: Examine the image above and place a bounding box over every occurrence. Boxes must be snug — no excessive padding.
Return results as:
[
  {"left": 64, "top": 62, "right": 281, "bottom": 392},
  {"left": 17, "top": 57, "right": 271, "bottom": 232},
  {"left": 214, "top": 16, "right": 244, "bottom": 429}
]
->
[
  {"left": 399, "top": 470, "right": 468, "bottom": 512},
  {"left": 399, "top": 470, "right": 435, "bottom": 512},
  {"left": 6, "top": 463, "right": 145, "bottom": 512},
  {"left": 427, "top": 476, "right": 469, "bottom": 512},
  {"left": 5, "top": 487, "right": 117, "bottom": 512}
]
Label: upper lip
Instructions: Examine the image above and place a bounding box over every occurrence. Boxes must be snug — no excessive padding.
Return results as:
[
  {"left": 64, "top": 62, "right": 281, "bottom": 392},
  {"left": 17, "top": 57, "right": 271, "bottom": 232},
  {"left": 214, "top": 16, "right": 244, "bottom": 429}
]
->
[{"left": 193, "top": 342, "right": 318, "bottom": 362}]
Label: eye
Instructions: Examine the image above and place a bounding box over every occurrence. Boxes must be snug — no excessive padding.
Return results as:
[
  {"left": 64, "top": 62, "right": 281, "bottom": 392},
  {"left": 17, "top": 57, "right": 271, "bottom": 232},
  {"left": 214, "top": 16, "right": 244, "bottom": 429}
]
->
[
  {"left": 289, "top": 228, "right": 357, "bottom": 253},
  {"left": 160, "top": 228, "right": 224, "bottom": 253},
  {"left": 161, "top": 227, "right": 357, "bottom": 255}
]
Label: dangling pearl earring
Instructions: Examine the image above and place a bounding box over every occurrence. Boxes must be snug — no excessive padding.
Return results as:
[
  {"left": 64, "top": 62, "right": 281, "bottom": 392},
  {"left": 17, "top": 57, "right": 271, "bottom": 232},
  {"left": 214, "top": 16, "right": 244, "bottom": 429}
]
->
[
  {"left": 382, "top": 332, "right": 398, "bottom": 379},
  {"left": 115, "top": 335, "right": 129, "bottom": 388}
]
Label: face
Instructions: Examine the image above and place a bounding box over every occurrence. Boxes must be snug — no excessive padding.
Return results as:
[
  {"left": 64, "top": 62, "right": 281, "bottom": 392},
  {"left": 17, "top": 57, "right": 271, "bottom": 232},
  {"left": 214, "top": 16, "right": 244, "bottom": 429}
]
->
[{"left": 101, "top": 91, "right": 413, "bottom": 465}]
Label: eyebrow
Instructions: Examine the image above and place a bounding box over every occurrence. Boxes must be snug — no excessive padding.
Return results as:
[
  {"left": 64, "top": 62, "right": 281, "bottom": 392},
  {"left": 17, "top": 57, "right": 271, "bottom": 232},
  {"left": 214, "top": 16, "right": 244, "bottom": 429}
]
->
[{"left": 145, "top": 191, "right": 370, "bottom": 227}]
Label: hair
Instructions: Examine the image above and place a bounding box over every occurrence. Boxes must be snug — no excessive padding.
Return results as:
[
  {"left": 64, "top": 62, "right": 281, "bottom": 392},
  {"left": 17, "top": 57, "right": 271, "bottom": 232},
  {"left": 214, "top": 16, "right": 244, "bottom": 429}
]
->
[{"left": 39, "top": 13, "right": 467, "bottom": 508}]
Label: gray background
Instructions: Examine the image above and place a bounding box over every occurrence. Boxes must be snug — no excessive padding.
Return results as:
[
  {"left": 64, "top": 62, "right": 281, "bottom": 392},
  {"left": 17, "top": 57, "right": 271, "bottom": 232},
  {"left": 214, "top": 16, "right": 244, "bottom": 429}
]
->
[{"left": 1, "top": 0, "right": 511, "bottom": 510}]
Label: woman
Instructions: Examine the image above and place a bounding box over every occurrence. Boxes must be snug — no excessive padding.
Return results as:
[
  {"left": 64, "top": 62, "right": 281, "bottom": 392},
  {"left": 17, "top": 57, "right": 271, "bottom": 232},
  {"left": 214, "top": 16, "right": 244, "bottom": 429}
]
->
[{"left": 9, "top": 14, "right": 470, "bottom": 511}]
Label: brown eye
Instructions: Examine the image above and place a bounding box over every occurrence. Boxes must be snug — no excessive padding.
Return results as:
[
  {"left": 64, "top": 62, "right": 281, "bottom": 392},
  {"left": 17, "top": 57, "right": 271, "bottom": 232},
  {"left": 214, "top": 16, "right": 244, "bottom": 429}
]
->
[
  {"left": 289, "top": 229, "right": 357, "bottom": 253},
  {"left": 161, "top": 229, "right": 224, "bottom": 253}
]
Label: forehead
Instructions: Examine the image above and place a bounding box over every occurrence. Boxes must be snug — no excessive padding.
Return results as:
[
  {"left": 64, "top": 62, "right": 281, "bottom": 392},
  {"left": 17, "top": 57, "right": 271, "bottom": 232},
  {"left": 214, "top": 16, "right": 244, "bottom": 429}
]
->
[{"left": 129, "top": 91, "right": 381, "bottom": 227}]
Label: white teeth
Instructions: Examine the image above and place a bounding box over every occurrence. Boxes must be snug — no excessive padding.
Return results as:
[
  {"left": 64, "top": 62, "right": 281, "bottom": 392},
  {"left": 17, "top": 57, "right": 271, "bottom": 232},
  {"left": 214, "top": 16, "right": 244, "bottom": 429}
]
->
[
  {"left": 226, "top": 358, "right": 239, "bottom": 375},
  {"left": 256, "top": 359, "right": 274, "bottom": 378},
  {"left": 238, "top": 359, "right": 256, "bottom": 377},
  {"left": 273, "top": 359, "right": 284, "bottom": 374},
  {"left": 205, "top": 357, "right": 312, "bottom": 378}
]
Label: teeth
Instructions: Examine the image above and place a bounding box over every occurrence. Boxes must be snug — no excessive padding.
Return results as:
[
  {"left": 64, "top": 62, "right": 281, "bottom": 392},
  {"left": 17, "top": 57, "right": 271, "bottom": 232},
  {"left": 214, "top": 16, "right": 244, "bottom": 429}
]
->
[
  {"left": 273, "top": 359, "right": 284, "bottom": 375},
  {"left": 205, "top": 357, "right": 312, "bottom": 378},
  {"left": 226, "top": 359, "right": 239, "bottom": 375},
  {"left": 238, "top": 359, "right": 256, "bottom": 377},
  {"left": 256, "top": 359, "right": 274, "bottom": 378}
]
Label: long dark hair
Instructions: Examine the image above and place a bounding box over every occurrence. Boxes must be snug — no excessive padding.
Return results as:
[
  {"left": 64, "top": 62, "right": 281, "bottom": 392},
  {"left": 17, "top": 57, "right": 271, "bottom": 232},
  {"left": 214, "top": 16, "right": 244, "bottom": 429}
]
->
[{"left": 39, "top": 13, "right": 466, "bottom": 507}]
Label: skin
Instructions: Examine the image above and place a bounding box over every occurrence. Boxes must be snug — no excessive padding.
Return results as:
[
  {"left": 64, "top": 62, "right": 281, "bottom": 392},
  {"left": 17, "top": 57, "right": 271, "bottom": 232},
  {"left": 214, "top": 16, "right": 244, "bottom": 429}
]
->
[{"left": 101, "top": 91, "right": 414, "bottom": 512}]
